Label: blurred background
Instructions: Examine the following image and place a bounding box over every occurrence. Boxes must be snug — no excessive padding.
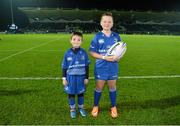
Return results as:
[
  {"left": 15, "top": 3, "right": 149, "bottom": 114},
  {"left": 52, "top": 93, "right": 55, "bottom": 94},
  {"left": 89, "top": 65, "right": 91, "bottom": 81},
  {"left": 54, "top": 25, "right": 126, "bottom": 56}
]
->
[{"left": 0, "top": 0, "right": 180, "bottom": 34}]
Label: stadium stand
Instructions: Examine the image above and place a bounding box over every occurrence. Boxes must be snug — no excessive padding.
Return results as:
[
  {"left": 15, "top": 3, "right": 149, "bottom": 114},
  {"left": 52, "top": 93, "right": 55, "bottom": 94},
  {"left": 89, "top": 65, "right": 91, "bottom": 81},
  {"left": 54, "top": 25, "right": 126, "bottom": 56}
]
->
[{"left": 19, "top": 7, "right": 180, "bottom": 34}]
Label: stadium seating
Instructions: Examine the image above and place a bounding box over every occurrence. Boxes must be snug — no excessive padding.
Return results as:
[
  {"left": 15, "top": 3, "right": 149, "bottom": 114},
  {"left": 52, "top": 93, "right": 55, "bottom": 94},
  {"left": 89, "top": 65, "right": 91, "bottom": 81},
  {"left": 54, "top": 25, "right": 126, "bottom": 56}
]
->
[{"left": 19, "top": 7, "right": 180, "bottom": 34}]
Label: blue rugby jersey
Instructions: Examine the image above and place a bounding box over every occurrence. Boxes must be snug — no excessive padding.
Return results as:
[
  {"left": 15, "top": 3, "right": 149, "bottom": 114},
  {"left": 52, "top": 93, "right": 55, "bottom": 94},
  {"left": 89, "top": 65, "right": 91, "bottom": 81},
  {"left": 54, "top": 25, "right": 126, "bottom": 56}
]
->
[
  {"left": 62, "top": 48, "right": 90, "bottom": 75},
  {"left": 89, "top": 31, "right": 121, "bottom": 75}
]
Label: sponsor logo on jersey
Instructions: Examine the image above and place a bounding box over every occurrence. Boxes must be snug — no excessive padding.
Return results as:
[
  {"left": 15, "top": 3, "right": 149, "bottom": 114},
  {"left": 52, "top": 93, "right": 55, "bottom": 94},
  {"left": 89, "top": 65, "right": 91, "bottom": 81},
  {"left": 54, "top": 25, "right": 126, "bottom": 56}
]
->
[{"left": 98, "top": 49, "right": 107, "bottom": 53}]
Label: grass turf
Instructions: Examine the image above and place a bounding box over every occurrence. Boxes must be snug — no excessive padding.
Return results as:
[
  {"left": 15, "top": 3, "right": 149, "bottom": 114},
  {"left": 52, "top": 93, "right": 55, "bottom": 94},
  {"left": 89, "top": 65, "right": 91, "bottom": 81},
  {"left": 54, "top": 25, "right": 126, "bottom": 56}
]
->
[{"left": 0, "top": 34, "right": 180, "bottom": 124}]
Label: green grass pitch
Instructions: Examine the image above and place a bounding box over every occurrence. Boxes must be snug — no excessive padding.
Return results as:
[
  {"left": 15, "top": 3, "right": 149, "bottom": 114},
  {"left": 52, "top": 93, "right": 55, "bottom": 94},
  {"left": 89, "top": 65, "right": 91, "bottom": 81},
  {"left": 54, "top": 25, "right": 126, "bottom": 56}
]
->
[{"left": 0, "top": 34, "right": 180, "bottom": 125}]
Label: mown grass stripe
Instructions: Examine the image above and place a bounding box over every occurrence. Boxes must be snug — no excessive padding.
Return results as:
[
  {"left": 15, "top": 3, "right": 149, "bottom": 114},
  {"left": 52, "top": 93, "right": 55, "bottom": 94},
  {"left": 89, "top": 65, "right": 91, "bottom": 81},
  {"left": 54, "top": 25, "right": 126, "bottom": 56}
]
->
[{"left": 0, "top": 38, "right": 60, "bottom": 62}]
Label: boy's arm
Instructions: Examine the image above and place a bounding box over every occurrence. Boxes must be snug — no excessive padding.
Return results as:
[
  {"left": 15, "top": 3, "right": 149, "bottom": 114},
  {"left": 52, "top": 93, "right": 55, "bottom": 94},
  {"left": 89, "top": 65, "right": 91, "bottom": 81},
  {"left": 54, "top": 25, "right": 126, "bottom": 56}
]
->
[
  {"left": 85, "top": 66, "right": 89, "bottom": 79},
  {"left": 90, "top": 51, "right": 116, "bottom": 62},
  {"left": 84, "top": 66, "right": 89, "bottom": 85},
  {"left": 62, "top": 68, "right": 67, "bottom": 86},
  {"left": 62, "top": 68, "right": 67, "bottom": 78},
  {"left": 90, "top": 51, "right": 103, "bottom": 59}
]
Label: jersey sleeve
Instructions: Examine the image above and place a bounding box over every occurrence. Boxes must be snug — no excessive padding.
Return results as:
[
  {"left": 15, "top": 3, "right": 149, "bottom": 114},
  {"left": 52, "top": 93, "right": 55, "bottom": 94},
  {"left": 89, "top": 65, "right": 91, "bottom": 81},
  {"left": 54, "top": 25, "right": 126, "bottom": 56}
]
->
[
  {"left": 84, "top": 52, "right": 90, "bottom": 66},
  {"left": 117, "top": 34, "right": 121, "bottom": 41},
  {"left": 61, "top": 52, "right": 68, "bottom": 69},
  {"left": 89, "top": 35, "right": 98, "bottom": 53}
]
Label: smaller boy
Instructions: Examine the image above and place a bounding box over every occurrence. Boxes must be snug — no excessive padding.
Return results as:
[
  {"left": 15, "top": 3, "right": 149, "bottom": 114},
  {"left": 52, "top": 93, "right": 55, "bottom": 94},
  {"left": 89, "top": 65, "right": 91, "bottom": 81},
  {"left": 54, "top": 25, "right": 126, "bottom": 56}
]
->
[{"left": 61, "top": 32, "right": 90, "bottom": 118}]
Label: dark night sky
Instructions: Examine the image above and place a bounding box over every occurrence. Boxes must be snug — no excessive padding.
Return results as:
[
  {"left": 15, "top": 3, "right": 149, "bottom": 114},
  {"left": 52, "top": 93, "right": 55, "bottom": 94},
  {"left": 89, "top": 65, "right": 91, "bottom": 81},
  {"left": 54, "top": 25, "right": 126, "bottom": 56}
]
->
[
  {"left": 0, "top": 0, "right": 180, "bottom": 11},
  {"left": 0, "top": 0, "right": 180, "bottom": 30}
]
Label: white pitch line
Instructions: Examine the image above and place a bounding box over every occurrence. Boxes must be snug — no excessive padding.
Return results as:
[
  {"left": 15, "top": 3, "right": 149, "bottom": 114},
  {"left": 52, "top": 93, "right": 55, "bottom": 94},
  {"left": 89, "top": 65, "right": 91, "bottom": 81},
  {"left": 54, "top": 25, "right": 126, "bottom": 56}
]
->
[
  {"left": 0, "top": 38, "right": 60, "bottom": 62},
  {"left": 0, "top": 50, "right": 64, "bottom": 52},
  {"left": 0, "top": 75, "right": 180, "bottom": 80}
]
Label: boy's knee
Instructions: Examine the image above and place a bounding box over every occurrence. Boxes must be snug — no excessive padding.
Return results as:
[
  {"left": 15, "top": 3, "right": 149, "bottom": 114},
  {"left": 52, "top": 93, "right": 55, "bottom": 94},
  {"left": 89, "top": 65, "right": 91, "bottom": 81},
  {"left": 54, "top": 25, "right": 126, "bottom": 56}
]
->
[
  {"left": 78, "top": 93, "right": 84, "bottom": 97},
  {"left": 68, "top": 94, "right": 75, "bottom": 99},
  {"left": 109, "top": 87, "right": 116, "bottom": 92},
  {"left": 95, "top": 89, "right": 102, "bottom": 92}
]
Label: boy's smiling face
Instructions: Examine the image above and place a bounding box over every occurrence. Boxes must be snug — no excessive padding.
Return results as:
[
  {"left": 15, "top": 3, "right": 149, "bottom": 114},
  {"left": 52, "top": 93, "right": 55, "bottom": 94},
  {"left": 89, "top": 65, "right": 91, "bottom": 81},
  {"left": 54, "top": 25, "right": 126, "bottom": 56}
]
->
[
  {"left": 100, "top": 15, "right": 113, "bottom": 31},
  {"left": 71, "top": 35, "right": 82, "bottom": 48}
]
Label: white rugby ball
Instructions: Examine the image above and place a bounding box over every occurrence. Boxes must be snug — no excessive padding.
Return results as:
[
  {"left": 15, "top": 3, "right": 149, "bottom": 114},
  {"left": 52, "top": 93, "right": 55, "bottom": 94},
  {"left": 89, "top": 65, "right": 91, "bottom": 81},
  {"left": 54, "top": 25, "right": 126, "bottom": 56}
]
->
[{"left": 106, "top": 41, "right": 127, "bottom": 60}]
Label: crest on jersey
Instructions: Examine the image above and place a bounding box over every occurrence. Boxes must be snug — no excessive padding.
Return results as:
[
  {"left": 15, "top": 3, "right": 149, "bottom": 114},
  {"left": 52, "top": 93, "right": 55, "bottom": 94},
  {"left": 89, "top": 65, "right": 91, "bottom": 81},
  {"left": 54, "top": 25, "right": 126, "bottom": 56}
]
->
[
  {"left": 67, "top": 57, "right": 72, "bottom": 61},
  {"left": 98, "top": 39, "right": 104, "bottom": 44}
]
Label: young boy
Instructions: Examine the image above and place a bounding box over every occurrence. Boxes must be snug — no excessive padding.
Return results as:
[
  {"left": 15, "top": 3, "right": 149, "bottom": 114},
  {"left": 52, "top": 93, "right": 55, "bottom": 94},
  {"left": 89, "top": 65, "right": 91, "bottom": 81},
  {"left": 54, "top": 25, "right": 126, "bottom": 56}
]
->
[
  {"left": 61, "top": 32, "right": 90, "bottom": 118},
  {"left": 89, "top": 12, "right": 121, "bottom": 118}
]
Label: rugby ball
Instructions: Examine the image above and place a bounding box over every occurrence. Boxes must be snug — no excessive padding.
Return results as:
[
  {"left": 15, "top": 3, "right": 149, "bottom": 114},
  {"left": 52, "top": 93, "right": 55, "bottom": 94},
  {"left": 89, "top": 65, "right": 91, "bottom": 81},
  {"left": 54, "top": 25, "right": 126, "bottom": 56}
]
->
[{"left": 106, "top": 41, "right": 127, "bottom": 60}]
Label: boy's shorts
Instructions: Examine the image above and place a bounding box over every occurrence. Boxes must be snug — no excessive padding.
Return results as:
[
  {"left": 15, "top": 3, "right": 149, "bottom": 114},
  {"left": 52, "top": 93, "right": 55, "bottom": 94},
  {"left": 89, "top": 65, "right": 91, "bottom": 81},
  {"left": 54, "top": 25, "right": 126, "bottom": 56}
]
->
[
  {"left": 95, "top": 73, "right": 118, "bottom": 80},
  {"left": 94, "top": 68, "right": 118, "bottom": 80},
  {"left": 64, "top": 75, "right": 86, "bottom": 94}
]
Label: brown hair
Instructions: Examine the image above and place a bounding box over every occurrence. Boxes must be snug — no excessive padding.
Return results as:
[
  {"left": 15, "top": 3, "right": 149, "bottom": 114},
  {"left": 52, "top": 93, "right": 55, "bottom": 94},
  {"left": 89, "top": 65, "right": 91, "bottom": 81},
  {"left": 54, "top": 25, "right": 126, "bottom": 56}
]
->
[
  {"left": 101, "top": 12, "right": 113, "bottom": 21},
  {"left": 71, "top": 31, "right": 83, "bottom": 40}
]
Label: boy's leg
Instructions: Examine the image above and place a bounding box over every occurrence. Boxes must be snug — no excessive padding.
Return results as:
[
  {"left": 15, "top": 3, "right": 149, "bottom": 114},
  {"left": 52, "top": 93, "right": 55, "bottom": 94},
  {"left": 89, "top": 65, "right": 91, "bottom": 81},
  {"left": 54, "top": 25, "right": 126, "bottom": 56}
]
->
[
  {"left": 92, "top": 80, "right": 105, "bottom": 117},
  {"left": 77, "top": 93, "right": 84, "bottom": 108},
  {"left": 78, "top": 93, "right": 87, "bottom": 117},
  {"left": 94, "top": 80, "right": 105, "bottom": 106},
  {"left": 68, "top": 94, "right": 76, "bottom": 118},
  {"left": 68, "top": 94, "right": 76, "bottom": 110},
  {"left": 108, "top": 80, "right": 117, "bottom": 107},
  {"left": 108, "top": 80, "right": 118, "bottom": 118}
]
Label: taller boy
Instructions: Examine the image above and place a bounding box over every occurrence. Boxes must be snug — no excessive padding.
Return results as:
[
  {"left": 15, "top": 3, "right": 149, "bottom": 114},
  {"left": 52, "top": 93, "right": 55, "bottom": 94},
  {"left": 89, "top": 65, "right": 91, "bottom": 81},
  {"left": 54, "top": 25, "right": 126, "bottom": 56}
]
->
[{"left": 89, "top": 12, "right": 121, "bottom": 118}]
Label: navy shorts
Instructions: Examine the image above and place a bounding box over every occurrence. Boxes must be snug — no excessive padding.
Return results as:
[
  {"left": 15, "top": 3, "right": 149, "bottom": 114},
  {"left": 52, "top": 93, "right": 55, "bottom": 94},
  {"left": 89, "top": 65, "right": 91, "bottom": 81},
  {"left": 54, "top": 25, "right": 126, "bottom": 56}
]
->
[
  {"left": 64, "top": 75, "right": 86, "bottom": 94},
  {"left": 94, "top": 69, "right": 118, "bottom": 80}
]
